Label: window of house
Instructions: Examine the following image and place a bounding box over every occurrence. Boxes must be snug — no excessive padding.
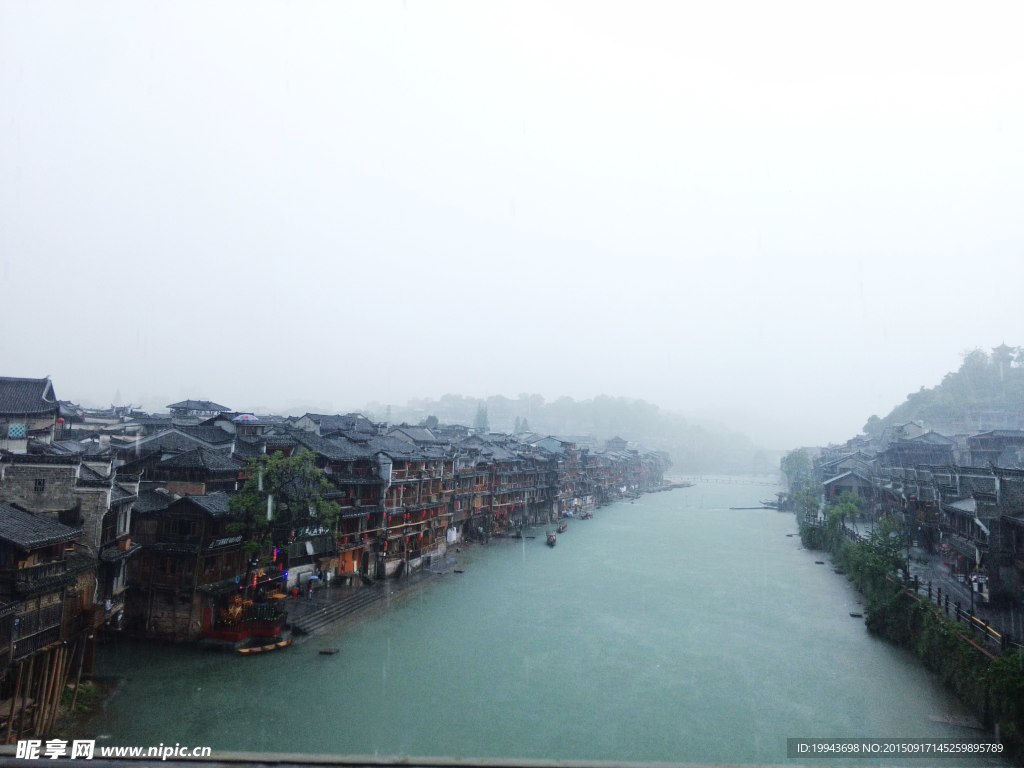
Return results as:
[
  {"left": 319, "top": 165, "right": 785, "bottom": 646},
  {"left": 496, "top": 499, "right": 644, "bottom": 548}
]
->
[{"left": 34, "top": 478, "right": 45, "bottom": 493}]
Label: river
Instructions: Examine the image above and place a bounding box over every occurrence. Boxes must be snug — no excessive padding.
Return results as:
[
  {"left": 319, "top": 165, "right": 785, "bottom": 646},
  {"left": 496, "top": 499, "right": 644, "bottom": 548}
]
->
[{"left": 78, "top": 477, "right": 1005, "bottom": 765}]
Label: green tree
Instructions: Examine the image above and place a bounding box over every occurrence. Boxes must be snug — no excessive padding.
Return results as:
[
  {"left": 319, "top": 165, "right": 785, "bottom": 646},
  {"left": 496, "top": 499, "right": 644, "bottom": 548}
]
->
[
  {"left": 422, "top": 414, "right": 439, "bottom": 429},
  {"left": 780, "top": 448, "right": 812, "bottom": 491},
  {"left": 988, "top": 650, "right": 1024, "bottom": 747},
  {"left": 473, "top": 403, "right": 489, "bottom": 433},
  {"left": 862, "top": 414, "right": 883, "bottom": 436},
  {"left": 791, "top": 487, "right": 819, "bottom": 519},
  {"left": 858, "top": 516, "right": 906, "bottom": 578},
  {"left": 229, "top": 449, "right": 341, "bottom": 557}
]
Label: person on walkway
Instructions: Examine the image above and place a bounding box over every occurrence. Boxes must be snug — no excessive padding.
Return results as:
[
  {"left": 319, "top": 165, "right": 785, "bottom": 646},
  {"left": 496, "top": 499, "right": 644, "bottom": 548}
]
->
[{"left": 307, "top": 580, "right": 314, "bottom": 600}]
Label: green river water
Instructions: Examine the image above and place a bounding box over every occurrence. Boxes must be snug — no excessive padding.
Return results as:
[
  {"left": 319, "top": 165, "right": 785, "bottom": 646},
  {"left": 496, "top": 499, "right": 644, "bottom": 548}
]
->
[{"left": 79, "top": 477, "right": 1006, "bottom": 765}]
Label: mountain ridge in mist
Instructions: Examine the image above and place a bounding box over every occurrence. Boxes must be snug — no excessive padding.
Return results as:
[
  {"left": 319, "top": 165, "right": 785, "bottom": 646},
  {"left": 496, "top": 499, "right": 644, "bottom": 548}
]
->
[
  {"left": 863, "top": 345, "right": 1024, "bottom": 438},
  {"left": 366, "top": 393, "right": 779, "bottom": 474}
]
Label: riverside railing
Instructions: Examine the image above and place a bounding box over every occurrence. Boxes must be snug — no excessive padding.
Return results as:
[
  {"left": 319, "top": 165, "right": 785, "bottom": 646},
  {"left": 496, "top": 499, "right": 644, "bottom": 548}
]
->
[
  {"left": 804, "top": 521, "right": 1022, "bottom": 656},
  {"left": 903, "top": 575, "right": 1022, "bottom": 655}
]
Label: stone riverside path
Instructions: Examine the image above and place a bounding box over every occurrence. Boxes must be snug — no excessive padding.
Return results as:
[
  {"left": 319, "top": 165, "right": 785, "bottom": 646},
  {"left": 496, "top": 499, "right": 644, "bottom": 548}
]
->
[{"left": 284, "top": 553, "right": 460, "bottom": 635}]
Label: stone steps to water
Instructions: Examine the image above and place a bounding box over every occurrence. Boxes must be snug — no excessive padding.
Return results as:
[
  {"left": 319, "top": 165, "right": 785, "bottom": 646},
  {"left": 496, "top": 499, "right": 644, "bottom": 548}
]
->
[{"left": 290, "top": 588, "right": 385, "bottom": 635}]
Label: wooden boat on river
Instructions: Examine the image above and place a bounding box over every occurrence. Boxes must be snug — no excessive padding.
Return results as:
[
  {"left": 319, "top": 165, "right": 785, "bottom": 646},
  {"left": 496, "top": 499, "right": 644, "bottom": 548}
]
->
[{"left": 237, "top": 635, "right": 293, "bottom": 655}]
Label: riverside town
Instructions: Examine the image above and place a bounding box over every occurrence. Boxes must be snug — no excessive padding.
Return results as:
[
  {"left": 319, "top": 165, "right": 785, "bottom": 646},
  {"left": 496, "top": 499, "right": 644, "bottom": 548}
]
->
[
  {"left": 779, "top": 347, "right": 1024, "bottom": 763},
  {"left": 0, "top": 375, "right": 671, "bottom": 741}
]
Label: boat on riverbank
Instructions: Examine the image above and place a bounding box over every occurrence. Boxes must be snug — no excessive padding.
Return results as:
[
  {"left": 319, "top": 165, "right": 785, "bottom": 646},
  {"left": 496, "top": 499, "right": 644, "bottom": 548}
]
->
[
  {"left": 200, "top": 601, "right": 292, "bottom": 654},
  {"left": 238, "top": 635, "right": 293, "bottom": 655},
  {"left": 556, "top": 521, "right": 568, "bottom": 534}
]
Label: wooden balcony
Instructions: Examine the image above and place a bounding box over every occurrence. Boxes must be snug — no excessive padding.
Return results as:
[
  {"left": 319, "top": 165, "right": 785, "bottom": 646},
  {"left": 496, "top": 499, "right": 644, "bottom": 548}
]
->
[
  {"left": 13, "top": 625, "right": 60, "bottom": 660},
  {"left": 4, "top": 561, "right": 76, "bottom": 598}
]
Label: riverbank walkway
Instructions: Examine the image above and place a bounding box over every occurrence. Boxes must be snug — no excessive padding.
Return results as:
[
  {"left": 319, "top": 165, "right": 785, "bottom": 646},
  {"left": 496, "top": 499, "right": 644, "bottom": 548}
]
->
[
  {"left": 283, "top": 551, "right": 461, "bottom": 635},
  {"left": 906, "top": 543, "right": 1024, "bottom": 646},
  {"left": 831, "top": 521, "right": 1024, "bottom": 654}
]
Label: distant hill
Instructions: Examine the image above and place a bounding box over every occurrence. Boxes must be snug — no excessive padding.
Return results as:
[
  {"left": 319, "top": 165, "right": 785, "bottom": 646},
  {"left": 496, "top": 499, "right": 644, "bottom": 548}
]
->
[
  {"left": 365, "top": 393, "right": 778, "bottom": 474},
  {"left": 863, "top": 345, "right": 1024, "bottom": 437}
]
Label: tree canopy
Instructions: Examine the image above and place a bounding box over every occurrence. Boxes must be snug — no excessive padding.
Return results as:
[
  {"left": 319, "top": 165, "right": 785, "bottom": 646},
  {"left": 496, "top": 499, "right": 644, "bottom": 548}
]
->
[
  {"left": 473, "top": 404, "right": 489, "bottom": 433},
  {"left": 229, "top": 449, "right": 341, "bottom": 555}
]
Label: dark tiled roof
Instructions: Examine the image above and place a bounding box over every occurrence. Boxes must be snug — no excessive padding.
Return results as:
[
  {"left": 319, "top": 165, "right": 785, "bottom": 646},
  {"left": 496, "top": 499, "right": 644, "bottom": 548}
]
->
[
  {"left": 54, "top": 428, "right": 104, "bottom": 441},
  {"left": 207, "top": 535, "right": 242, "bottom": 550},
  {"left": 49, "top": 439, "right": 110, "bottom": 458},
  {"left": 180, "top": 492, "right": 234, "bottom": 518},
  {"left": 0, "top": 376, "right": 58, "bottom": 416},
  {"left": 77, "top": 464, "right": 111, "bottom": 488},
  {"left": 263, "top": 434, "right": 298, "bottom": 450},
  {"left": 305, "top": 413, "right": 378, "bottom": 434},
  {"left": 158, "top": 447, "right": 244, "bottom": 472},
  {"left": 483, "top": 445, "right": 518, "bottom": 461},
  {"left": 389, "top": 426, "right": 444, "bottom": 444},
  {"left": 1, "top": 452, "right": 79, "bottom": 466},
  {"left": 996, "top": 447, "right": 1024, "bottom": 469},
  {"left": 121, "top": 428, "right": 224, "bottom": 457},
  {"left": 133, "top": 488, "right": 176, "bottom": 514},
  {"left": 232, "top": 437, "right": 265, "bottom": 459},
  {"left": 176, "top": 425, "right": 234, "bottom": 445},
  {"left": 99, "top": 540, "right": 141, "bottom": 562},
  {"left": 289, "top": 431, "right": 373, "bottom": 461},
  {"left": 274, "top": 430, "right": 366, "bottom": 460},
  {"left": 0, "top": 502, "right": 80, "bottom": 549},
  {"left": 122, "top": 415, "right": 174, "bottom": 431},
  {"left": 110, "top": 485, "right": 137, "bottom": 504},
  {"left": 529, "top": 436, "right": 568, "bottom": 454},
  {"left": 167, "top": 400, "right": 229, "bottom": 412},
  {"left": 367, "top": 435, "right": 443, "bottom": 459},
  {"left": 909, "top": 432, "right": 956, "bottom": 445}
]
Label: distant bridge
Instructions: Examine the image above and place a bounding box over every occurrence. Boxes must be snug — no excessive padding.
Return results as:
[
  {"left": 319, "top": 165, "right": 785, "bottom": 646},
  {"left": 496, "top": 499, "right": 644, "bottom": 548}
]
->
[{"left": 676, "top": 475, "right": 782, "bottom": 487}]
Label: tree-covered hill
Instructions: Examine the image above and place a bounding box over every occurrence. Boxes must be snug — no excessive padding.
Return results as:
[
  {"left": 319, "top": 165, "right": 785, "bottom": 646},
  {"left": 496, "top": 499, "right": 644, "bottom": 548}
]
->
[{"left": 863, "top": 345, "right": 1024, "bottom": 437}]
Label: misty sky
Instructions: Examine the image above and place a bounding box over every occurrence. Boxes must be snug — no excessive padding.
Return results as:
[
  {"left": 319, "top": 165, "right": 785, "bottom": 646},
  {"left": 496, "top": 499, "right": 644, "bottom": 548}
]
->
[{"left": 2, "top": 1, "right": 1022, "bottom": 449}]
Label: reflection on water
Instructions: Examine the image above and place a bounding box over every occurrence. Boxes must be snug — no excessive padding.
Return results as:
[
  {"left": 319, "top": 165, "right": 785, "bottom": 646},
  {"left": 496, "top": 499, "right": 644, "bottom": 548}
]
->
[{"left": 80, "top": 478, "right": 1004, "bottom": 764}]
